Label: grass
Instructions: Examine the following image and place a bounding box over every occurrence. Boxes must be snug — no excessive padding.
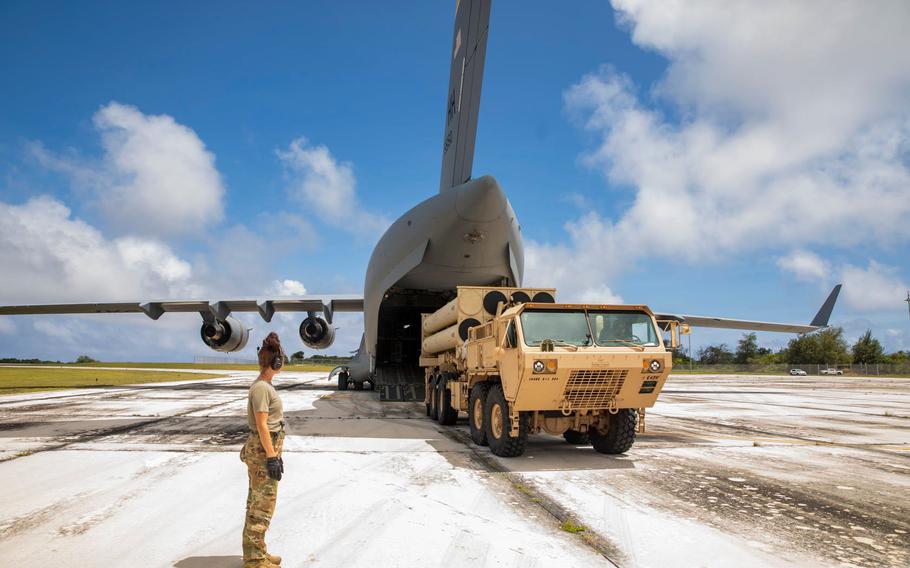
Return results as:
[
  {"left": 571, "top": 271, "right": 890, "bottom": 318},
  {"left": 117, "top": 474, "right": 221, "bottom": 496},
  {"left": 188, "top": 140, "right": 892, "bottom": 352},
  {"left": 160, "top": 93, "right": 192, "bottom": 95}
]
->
[
  {"left": 559, "top": 520, "right": 587, "bottom": 534},
  {"left": 0, "top": 367, "right": 225, "bottom": 396}
]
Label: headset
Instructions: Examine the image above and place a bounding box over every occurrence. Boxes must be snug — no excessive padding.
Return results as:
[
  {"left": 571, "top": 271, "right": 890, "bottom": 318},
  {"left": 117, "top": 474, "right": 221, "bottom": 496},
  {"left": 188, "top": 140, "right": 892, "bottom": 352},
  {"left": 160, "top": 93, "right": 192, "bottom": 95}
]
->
[
  {"left": 271, "top": 346, "right": 285, "bottom": 371},
  {"left": 257, "top": 343, "right": 285, "bottom": 371}
]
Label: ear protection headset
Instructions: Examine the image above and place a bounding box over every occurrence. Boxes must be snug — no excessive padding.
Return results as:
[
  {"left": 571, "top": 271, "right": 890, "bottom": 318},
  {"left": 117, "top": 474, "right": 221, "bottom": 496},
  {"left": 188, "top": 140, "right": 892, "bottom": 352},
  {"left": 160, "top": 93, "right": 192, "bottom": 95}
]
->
[{"left": 271, "top": 346, "right": 285, "bottom": 371}]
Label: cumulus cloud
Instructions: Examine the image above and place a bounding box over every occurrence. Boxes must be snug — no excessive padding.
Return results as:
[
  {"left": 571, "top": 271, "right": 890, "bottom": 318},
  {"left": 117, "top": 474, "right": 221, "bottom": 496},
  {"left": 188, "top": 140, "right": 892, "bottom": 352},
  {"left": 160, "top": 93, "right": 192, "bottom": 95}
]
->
[
  {"left": 0, "top": 196, "right": 202, "bottom": 303},
  {"left": 530, "top": 1, "right": 910, "bottom": 300},
  {"left": 523, "top": 212, "right": 624, "bottom": 303},
  {"left": 777, "top": 250, "right": 830, "bottom": 284},
  {"left": 32, "top": 102, "right": 225, "bottom": 237},
  {"left": 840, "top": 261, "right": 908, "bottom": 312},
  {"left": 269, "top": 279, "right": 308, "bottom": 297},
  {"left": 777, "top": 249, "right": 907, "bottom": 313},
  {"left": 277, "top": 138, "right": 389, "bottom": 236}
]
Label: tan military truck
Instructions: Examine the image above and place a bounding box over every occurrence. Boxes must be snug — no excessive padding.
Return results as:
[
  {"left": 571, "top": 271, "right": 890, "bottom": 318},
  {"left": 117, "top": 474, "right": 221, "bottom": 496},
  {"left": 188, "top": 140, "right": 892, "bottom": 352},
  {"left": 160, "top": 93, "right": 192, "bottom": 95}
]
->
[{"left": 421, "top": 286, "right": 678, "bottom": 457}]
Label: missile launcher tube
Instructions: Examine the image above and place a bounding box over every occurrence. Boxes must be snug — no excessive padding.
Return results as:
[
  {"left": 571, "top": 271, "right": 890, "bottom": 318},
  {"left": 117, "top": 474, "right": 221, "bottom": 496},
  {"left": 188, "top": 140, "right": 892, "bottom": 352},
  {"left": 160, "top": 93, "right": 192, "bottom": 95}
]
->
[
  {"left": 422, "top": 298, "right": 458, "bottom": 335},
  {"left": 422, "top": 324, "right": 459, "bottom": 355}
]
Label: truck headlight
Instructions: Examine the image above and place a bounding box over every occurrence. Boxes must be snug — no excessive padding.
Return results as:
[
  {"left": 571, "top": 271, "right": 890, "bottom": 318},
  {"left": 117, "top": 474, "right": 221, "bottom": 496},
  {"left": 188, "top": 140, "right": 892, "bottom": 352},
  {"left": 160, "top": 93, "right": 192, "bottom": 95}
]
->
[
  {"left": 645, "top": 359, "right": 662, "bottom": 373},
  {"left": 533, "top": 360, "right": 557, "bottom": 373},
  {"left": 533, "top": 360, "right": 545, "bottom": 373}
]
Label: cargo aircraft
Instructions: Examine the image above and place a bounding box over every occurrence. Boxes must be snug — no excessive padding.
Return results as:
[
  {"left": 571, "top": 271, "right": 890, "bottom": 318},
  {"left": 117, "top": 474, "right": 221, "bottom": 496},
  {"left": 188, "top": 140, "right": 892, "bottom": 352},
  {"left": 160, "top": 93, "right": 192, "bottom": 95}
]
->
[{"left": 0, "top": 0, "right": 841, "bottom": 400}]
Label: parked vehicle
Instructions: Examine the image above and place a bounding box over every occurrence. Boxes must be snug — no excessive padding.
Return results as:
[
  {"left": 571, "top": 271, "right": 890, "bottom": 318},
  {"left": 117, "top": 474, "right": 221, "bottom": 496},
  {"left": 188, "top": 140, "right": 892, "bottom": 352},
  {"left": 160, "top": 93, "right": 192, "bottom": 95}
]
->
[
  {"left": 789, "top": 368, "right": 807, "bottom": 376},
  {"left": 422, "top": 286, "right": 678, "bottom": 457}
]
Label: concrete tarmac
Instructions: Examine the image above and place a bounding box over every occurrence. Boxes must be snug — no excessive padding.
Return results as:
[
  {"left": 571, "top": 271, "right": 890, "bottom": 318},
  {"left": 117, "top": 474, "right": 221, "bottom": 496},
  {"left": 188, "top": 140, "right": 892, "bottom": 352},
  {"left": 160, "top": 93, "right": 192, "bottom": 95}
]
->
[{"left": 0, "top": 371, "right": 907, "bottom": 567}]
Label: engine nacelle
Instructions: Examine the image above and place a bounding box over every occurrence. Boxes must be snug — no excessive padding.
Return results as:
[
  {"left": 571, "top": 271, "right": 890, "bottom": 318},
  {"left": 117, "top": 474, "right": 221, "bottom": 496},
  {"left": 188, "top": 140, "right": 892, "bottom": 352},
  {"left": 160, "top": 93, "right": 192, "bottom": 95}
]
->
[
  {"left": 200, "top": 316, "right": 250, "bottom": 353},
  {"left": 299, "top": 315, "right": 335, "bottom": 350}
]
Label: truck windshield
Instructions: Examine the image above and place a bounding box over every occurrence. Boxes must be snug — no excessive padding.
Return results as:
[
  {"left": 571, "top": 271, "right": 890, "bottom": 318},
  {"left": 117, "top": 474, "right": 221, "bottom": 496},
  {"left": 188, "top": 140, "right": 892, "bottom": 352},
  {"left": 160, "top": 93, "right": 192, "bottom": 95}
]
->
[
  {"left": 520, "top": 310, "right": 592, "bottom": 347},
  {"left": 589, "top": 310, "right": 659, "bottom": 347}
]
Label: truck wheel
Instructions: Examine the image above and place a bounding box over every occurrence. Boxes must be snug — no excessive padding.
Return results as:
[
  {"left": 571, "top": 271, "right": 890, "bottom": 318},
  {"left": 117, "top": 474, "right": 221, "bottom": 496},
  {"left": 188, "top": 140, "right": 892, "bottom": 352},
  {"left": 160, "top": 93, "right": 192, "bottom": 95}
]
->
[
  {"left": 338, "top": 371, "right": 349, "bottom": 391},
  {"left": 469, "top": 382, "right": 491, "bottom": 446},
  {"left": 590, "top": 409, "right": 637, "bottom": 455},
  {"left": 484, "top": 384, "right": 528, "bottom": 457},
  {"left": 429, "top": 377, "right": 439, "bottom": 421},
  {"left": 368, "top": 380, "right": 375, "bottom": 391},
  {"left": 437, "top": 378, "right": 459, "bottom": 426},
  {"left": 353, "top": 381, "right": 364, "bottom": 391},
  {"left": 563, "top": 429, "right": 590, "bottom": 445}
]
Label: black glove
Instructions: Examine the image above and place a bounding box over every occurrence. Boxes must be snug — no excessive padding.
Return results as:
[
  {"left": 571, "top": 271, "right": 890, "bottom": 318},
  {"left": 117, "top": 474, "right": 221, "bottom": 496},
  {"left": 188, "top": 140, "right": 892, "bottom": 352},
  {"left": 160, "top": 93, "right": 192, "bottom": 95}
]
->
[
  {"left": 266, "top": 457, "right": 282, "bottom": 481},
  {"left": 279, "top": 457, "right": 285, "bottom": 474}
]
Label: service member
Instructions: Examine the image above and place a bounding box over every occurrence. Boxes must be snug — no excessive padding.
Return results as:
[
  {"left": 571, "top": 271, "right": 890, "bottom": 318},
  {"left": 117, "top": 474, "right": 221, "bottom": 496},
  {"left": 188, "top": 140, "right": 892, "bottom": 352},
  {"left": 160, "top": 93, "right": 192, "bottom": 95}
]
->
[{"left": 240, "top": 332, "right": 286, "bottom": 567}]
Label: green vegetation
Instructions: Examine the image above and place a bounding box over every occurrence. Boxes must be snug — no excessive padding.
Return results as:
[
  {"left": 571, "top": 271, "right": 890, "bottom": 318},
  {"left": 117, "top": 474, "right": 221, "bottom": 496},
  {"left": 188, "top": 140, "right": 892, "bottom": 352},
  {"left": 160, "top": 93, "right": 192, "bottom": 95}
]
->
[
  {"left": 0, "top": 367, "right": 223, "bottom": 395},
  {"left": 678, "top": 329, "right": 910, "bottom": 376},
  {"left": 852, "top": 330, "right": 885, "bottom": 364},
  {"left": 559, "top": 520, "right": 587, "bottom": 534},
  {"left": 785, "top": 327, "right": 850, "bottom": 365}
]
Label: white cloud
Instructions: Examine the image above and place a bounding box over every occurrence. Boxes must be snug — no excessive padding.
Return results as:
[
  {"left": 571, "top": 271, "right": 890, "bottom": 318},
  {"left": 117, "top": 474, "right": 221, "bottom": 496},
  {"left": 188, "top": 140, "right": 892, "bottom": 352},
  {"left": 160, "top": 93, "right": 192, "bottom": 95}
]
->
[
  {"left": 32, "top": 102, "right": 225, "bottom": 237},
  {"left": 777, "top": 250, "right": 830, "bottom": 284},
  {"left": 840, "top": 261, "right": 908, "bottom": 312},
  {"left": 0, "top": 196, "right": 202, "bottom": 304},
  {"left": 524, "top": 212, "right": 624, "bottom": 304},
  {"left": 533, "top": 1, "right": 910, "bottom": 301},
  {"left": 776, "top": 249, "right": 907, "bottom": 313},
  {"left": 269, "top": 279, "right": 307, "bottom": 297},
  {"left": 277, "top": 138, "right": 389, "bottom": 236}
]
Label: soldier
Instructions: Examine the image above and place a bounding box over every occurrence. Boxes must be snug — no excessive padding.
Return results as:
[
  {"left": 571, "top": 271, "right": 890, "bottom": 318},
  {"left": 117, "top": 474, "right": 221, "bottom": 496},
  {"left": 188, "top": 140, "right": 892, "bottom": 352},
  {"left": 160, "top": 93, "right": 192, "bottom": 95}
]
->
[{"left": 240, "top": 332, "right": 286, "bottom": 567}]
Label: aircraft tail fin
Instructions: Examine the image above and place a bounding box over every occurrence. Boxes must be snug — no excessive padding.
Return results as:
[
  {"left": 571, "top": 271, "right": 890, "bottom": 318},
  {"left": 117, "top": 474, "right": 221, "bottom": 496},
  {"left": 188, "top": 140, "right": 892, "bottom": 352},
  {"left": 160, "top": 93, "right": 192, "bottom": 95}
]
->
[
  {"left": 439, "top": 0, "right": 492, "bottom": 192},
  {"left": 810, "top": 284, "right": 842, "bottom": 327}
]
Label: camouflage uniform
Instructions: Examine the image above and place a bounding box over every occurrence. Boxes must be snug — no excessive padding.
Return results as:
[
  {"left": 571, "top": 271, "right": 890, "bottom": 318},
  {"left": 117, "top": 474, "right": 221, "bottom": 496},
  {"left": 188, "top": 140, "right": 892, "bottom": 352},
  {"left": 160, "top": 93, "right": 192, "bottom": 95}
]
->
[{"left": 240, "top": 429, "right": 284, "bottom": 565}]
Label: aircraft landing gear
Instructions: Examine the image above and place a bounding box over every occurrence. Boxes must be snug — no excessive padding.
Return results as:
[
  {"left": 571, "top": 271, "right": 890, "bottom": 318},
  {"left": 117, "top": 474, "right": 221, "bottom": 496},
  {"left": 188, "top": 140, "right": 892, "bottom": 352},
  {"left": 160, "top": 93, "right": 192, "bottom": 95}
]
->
[{"left": 337, "top": 370, "right": 350, "bottom": 391}]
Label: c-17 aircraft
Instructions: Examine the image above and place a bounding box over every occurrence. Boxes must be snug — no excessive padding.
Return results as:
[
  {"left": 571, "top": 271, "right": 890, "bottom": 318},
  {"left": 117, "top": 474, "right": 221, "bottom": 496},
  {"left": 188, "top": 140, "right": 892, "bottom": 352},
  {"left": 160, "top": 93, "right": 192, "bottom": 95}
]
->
[{"left": 0, "top": 0, "right": 841, "bottom": 401}]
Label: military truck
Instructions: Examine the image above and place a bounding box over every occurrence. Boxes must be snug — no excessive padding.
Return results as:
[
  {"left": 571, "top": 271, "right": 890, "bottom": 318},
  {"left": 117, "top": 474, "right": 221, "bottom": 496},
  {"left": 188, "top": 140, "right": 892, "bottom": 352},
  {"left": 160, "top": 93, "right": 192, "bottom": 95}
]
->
[{"left": 421, "top": 286, "right": 679, "bottom": 457}]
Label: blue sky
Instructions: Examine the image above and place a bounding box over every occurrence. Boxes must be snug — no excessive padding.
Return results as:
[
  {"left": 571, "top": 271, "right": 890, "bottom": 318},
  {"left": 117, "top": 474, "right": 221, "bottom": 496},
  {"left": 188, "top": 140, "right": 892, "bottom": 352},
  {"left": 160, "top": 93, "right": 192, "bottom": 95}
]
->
[{"left": 1, "top": 1, "right": 908, "bottom": 361}]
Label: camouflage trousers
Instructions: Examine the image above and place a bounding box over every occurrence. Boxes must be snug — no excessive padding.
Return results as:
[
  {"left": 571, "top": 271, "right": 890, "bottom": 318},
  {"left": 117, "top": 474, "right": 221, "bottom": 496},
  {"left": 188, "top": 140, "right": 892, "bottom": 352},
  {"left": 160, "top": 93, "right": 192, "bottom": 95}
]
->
[{"left": 240, "top": 430, "right": 284, "bottom": 562}]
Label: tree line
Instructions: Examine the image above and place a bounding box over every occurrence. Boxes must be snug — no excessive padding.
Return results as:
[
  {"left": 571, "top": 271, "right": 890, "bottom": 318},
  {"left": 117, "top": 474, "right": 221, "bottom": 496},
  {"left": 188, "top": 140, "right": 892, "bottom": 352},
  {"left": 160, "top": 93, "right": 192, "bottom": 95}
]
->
[{"left": 679, "top": 328, "right": 908, "bottom": 366}]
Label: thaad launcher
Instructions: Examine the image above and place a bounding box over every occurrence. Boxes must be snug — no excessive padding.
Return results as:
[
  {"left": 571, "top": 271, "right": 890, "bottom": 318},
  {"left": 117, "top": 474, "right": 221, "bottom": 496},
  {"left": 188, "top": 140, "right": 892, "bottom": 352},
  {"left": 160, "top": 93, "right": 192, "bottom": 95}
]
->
[{"left": 419, "top": 286, "right": 683, "bottom": 457}]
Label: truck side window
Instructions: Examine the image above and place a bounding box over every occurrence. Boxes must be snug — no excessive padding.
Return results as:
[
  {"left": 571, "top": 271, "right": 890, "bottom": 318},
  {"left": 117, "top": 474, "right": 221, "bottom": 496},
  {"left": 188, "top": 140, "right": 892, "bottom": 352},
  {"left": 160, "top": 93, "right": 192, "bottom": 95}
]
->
[{"left": 505, "top": 321, "right": 517, "bottom": 349}]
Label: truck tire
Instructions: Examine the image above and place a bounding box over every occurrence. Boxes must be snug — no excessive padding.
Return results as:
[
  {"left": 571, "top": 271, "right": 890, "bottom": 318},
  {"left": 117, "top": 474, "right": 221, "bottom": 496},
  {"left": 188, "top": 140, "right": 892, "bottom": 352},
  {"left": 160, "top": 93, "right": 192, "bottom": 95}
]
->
[
  {"left": 437, "top": 377, "right": 459, "bottom": 425},
  {"left": 429, "top": 377, "right": 439, "bottom": 421},
  {"left": 484, "top": 384, "right": 528, "bottom": 457},
  {"left": 563, "top": 429, "right": 590, "bottom": 445},
  {"left": 590, "top": 409, "right": 637, "bottom": 455},
  {"left": 353, "top": 381, "right": 364, "bottom": 391},
  {"left": 469, "top": 382, "right": 491, "bottom": 446},
  {"left": 338, "top": 371, "right": 349, "bottom": 391}
]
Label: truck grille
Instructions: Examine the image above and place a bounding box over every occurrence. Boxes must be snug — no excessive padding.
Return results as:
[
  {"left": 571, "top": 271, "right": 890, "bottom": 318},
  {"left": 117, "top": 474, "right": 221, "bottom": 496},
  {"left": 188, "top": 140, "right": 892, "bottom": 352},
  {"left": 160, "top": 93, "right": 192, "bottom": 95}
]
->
[{"left": 564, "top": 369, "right": 628, "bottom": 410}]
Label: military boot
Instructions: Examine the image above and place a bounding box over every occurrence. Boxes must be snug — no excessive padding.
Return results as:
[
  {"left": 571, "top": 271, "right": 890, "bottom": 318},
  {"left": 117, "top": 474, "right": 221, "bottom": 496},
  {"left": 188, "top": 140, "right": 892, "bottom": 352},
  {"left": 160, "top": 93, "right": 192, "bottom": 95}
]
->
[
  {"left": 244, "top": 560, "right": 279, "bottom": 568},
  {"left": 266, "top": 553, "right": 282, "bottom": 564}
]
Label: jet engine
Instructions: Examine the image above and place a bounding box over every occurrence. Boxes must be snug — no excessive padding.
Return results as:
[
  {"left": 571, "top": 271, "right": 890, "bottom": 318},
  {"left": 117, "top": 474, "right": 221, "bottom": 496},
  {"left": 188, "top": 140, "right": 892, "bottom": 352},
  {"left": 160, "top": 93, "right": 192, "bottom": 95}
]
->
[
  {"left": 200, "top": 316, "right": 250, "bottom": 353},
  {"left": 299, "top": 315, "right": 335, "bottom": 349}
]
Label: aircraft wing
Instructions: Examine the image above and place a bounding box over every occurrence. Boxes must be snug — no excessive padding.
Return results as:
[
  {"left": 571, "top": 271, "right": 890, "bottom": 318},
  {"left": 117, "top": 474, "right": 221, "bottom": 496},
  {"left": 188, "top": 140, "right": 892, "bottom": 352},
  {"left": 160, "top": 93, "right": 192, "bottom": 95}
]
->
[
  {"left": 655, "top": 285, "right": 842, "bottom": 334},
  {"left": 0, "top": 296, "right": 364, "bottom": 324}
]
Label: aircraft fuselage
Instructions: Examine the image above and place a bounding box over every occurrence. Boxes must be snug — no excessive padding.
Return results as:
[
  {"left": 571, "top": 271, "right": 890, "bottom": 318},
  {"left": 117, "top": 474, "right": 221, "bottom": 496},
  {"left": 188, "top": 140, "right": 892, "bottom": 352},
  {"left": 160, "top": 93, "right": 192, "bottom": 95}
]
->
[{"left": 348, "top": 176, "right": 523, "bottom": 393}]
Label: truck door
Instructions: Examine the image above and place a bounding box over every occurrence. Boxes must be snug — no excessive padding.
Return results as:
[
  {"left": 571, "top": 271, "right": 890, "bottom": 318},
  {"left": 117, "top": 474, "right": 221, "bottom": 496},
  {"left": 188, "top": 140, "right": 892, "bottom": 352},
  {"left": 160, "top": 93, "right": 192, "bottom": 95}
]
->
[{"left": 499, "top": 318, "right": 521, "bottom": 400}]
